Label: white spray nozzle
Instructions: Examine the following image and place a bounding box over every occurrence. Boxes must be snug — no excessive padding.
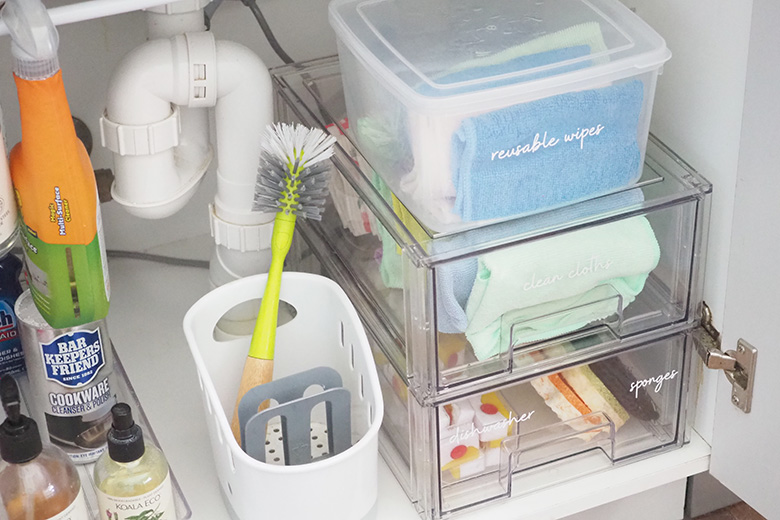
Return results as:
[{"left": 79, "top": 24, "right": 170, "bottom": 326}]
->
[{"left": 2, "top": 0, "right": 60, "bottom": 80}]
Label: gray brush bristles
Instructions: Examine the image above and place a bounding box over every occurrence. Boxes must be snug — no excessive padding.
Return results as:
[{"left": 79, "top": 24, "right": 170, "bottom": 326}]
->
[{"left": 252, "top": 123, "right": 336, "bottom": 220}]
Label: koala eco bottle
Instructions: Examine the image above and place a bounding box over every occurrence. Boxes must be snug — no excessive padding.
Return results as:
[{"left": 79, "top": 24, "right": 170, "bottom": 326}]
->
[
  {"left": 0, "top": 374, "right": 89, "bottom": 520},
  {"left": 93, "top": 403, "right": 177, "bottom": 520}
]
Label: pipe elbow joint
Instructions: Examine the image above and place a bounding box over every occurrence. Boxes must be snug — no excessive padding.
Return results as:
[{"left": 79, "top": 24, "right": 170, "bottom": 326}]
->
[
  {"left": 103, "top": 34, "right": 212, "bottom": 219},
  {"left": 105, "top": 38, "right": 181, "bottom": 124},
  {"left": 103, "top": 32, "right": 272, "bottom": 226}
]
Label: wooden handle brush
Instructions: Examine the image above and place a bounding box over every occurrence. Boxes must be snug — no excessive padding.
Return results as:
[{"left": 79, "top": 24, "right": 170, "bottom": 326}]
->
[{"left": 231, "top": 123, "right": 336, "bottom": 445}]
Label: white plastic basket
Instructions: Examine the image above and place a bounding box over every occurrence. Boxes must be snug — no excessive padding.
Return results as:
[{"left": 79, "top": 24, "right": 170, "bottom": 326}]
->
[{"left": 183, "top": 273, "right": 384, "bottom": 520}]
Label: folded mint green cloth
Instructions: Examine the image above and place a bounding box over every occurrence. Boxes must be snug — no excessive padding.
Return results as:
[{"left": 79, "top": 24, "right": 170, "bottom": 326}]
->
[{"left": 465, "top": 216, "right": 660, "bottom": 360}]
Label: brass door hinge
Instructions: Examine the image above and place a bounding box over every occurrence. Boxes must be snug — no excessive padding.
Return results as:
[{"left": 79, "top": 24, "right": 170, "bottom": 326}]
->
[{"left": 692, "top": 303, "right": 758, "bottom": 413}]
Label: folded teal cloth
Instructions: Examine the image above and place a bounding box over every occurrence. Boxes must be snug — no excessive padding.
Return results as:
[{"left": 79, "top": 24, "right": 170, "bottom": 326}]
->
[{"left": 464, "top": 216, "right": 660, "bottom": 360}]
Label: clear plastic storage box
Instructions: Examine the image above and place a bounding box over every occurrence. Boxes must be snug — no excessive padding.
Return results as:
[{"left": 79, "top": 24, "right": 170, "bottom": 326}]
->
[
  {"left": 272, "top": 57, "right": 711, "bottom": 400},
  {"left": 288, "top": 230, "right": 693, "bottom": 519},
  {"left": 329, "top": 0, "right": 672, "bottom": 234}
]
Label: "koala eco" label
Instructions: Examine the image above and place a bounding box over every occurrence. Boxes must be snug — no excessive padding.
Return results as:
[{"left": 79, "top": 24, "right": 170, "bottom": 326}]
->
[{"left": 97, "top": 473, "right": 176, "bottom": 520}]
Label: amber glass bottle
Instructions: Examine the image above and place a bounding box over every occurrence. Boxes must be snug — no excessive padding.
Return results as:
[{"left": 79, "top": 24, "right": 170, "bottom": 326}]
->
[{"left": 0, "top": 375, "right": 88, "bottom": 520}]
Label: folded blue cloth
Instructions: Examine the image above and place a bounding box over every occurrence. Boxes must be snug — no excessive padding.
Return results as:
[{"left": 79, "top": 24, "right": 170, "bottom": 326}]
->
[
  {"left": 434, "top": 189, "right": 645, "bottom": 333},
  {"left": 452, "top": 79, "right": 645, "bottom": 222}
]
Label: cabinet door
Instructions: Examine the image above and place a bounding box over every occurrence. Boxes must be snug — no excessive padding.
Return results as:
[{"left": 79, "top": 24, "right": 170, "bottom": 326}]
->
[{"left": 710, "top": 0, "right": 780, "bottom": 516}]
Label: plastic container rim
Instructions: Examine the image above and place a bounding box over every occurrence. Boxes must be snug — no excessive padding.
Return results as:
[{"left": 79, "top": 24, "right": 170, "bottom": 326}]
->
[{"left": 329, "top": 0, "right": 672, "bottom": 113}]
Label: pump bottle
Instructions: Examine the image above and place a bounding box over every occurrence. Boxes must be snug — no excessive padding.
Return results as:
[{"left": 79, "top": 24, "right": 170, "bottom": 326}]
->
[
  {"left": 0, "top": 374, "right": 89, "bottom": 520},
  {"left": 93, "top": 403, "right": 176, "bottom": 520}
]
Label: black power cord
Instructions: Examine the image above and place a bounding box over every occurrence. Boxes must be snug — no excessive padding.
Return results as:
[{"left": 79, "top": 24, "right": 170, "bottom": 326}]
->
[
  {"left": 205, "top": 0, "right": 295, "bottom": 65},
  {"left": 203, "top": 0, "right": 223, "bottom": 30},
  {"left": 240, "top": 0, "right": 295, "bottom": 64}
]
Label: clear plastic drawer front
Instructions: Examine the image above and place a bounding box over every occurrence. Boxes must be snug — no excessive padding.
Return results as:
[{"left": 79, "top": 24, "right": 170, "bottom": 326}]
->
[
  {"left": 376, "top": 330, "right": 692, "bottom": 519},
  {"left": 272, "top": 57, "right": 711, "bottom": 400}
]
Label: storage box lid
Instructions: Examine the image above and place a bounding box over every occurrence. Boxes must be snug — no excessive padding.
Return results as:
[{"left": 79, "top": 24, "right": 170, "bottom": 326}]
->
[{"left": 329, "top": 0, "right": 671, "bottom": 110}]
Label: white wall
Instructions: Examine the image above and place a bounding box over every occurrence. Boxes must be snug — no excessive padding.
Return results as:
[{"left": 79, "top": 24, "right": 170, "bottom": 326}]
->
[
  {"left": 622, "top": 2, "right": 754, "bottom": 514},
  {"left": 708, "top": 1, "right": 780, "bottom": 516},
  {"left": 622, "top": 0, "right": 753, "bottom": 444}
]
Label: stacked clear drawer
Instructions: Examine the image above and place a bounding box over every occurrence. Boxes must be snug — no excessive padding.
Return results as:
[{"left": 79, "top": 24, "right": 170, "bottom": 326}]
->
[{"left": 272, "top": 56, "right": 710, "bottom": 519}]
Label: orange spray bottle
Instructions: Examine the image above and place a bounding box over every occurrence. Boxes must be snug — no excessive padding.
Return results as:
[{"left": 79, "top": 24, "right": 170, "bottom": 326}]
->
[{"left": 3, "top": 0, "right": 109, "bottom": 328}]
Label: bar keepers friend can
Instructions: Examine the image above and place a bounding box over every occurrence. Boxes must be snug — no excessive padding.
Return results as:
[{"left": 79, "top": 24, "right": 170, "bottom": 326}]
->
[{"left": 15, "top": 289, "right": 116, "bottom": 464}]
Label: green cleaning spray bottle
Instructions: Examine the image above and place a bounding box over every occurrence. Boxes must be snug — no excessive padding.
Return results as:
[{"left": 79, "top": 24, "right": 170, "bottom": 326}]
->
[{"left": 3, "top": 0, "right": 109, "bottom": 328}]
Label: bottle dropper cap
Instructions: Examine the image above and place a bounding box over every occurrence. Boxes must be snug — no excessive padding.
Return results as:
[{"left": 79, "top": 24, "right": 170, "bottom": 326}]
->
[
  {"left": 0, "top": 374, "right": 43, "bottom": 464},
  {"left": 107, "top": 403, "right": 145, "bottom": 463}
]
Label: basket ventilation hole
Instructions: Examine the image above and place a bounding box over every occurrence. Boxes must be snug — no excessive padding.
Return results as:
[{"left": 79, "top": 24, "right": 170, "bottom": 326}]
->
[
  {"left": 339, "top": 321, "right": 345, "bottom": 348},
  {"left": 350, "top": 344, "right": 355, "bottom": 369},
  {"left": 213, "top": 299, "right": 297, "bottom": 340},
  {"left": 359, "top": 374, "right": 365, "bottom": 400}
]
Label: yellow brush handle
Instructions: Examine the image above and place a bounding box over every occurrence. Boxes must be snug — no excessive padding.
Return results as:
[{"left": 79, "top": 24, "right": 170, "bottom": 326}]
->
[
  {"left": 249, "top": 211, "right": 296, "bottom": 360},
  {"left": 230, "top": 210, "right": 296, "bottom": 445}
]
